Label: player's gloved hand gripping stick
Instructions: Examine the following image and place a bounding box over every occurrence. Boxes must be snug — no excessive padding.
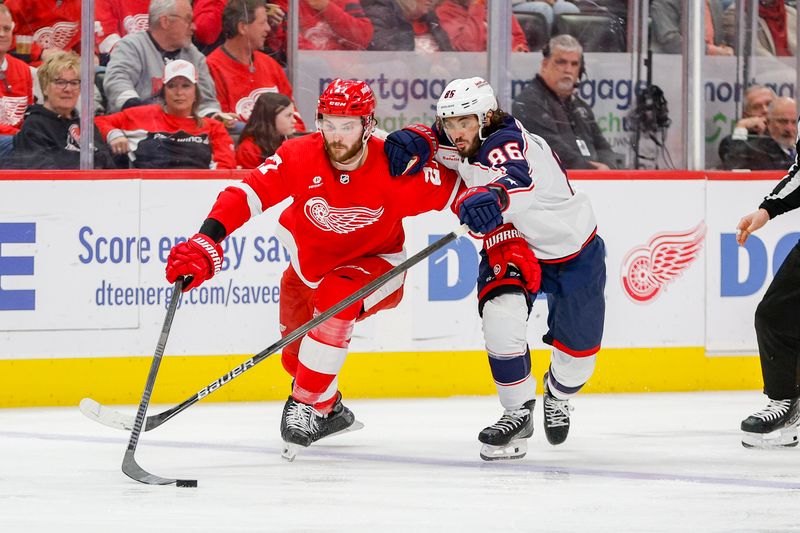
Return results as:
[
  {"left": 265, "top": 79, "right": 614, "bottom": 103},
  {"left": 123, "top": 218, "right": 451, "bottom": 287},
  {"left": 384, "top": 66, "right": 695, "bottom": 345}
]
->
[{"left": 80, "top": 225, "right": 470, "bottom": 436}]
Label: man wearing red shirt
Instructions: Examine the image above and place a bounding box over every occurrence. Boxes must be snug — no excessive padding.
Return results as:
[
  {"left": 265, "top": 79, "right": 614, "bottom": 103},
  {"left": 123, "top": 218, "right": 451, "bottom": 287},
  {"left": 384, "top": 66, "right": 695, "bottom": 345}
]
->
[
  {"left": 435, "top": 0, "right": 529, "bottom": 52},
  {"left": 0, "top": 4, "right": 37, "bottom": 137},
  {"left": 5, "top": 0, "right": 82, "bottom": 63},
  {"left": 95, "top": 0, "right": 151, "bottom": 55},
  {"left": 164, "top": 79, "right": 461, "bottom": 459},
  {"left": 206, "top": 0, "right": 305, "bottom": 127},
  {"left": 266, "top": 0, "right": 373, "bottom": 55}
]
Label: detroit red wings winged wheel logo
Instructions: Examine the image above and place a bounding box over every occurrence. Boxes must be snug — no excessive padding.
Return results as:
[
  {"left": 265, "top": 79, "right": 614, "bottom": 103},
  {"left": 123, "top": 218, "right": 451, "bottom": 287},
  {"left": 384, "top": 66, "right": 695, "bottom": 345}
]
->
[
  {"left": 33, "top": 22, "right": 79, "bottom": 50},
  {"left": 304, "top": 197, "right": 384, "bottom": 234},
  {"left": 621, "top": 222, "right": 707, "bottom": 303}
]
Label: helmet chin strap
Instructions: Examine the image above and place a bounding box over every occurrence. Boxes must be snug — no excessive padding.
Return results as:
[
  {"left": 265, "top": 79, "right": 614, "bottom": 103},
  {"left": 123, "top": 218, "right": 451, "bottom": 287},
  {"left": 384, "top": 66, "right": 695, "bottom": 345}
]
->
[{"left": 331, "top": 142, "right": 368, "bottom": 171}]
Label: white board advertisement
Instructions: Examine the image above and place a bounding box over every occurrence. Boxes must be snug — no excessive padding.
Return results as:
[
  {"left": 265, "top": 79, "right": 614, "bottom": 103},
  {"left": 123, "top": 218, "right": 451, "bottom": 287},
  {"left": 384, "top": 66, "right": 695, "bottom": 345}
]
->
[{"left": 1, "top": 175, "right": 728, "bottom": 361}]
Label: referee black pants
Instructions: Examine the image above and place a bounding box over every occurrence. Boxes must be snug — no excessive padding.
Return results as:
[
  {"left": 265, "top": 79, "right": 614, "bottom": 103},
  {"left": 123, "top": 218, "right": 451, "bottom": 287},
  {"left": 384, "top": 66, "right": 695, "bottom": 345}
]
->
[{"left": 755, "top": 241, "right": 800, "bottom": 399}]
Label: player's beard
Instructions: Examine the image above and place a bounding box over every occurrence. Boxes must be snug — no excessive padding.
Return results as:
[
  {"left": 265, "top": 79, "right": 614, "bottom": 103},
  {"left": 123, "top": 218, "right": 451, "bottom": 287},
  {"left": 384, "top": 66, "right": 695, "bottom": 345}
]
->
[
  {"left": 324, "top": 138, "right": 364, "bottom": 164},
  {"left": 454, "top": 135, "right": 481, "bottom": 159}
]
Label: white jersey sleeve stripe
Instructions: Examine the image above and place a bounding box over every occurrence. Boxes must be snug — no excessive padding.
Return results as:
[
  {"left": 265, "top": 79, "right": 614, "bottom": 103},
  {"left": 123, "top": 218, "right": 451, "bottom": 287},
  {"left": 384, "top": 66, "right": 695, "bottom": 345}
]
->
[{"left": 232, "top": 182, "right": 264, "bottom": 217}]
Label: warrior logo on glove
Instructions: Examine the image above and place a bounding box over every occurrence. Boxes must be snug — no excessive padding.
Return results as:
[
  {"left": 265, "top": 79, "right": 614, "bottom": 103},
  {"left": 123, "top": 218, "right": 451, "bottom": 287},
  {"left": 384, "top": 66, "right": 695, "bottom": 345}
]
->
[{"left": 483, "top": 223, "right": 540, "bottom": 293}]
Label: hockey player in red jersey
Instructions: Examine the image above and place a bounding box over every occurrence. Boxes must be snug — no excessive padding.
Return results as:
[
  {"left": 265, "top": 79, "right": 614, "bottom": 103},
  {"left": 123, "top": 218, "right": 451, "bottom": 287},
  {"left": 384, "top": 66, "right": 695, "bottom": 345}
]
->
[
  {"left": 164, "top": 78, "right": 462, "bottom": 460},
  {"left": 0, "top": 4, "right": 36, "bottom": 136}
]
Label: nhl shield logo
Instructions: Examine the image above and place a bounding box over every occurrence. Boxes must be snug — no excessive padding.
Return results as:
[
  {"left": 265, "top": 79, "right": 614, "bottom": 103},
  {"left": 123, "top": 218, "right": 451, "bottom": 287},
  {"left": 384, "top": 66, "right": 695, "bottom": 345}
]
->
[{"left": 339, "top": 174, "right": 350, "bottom": 184}]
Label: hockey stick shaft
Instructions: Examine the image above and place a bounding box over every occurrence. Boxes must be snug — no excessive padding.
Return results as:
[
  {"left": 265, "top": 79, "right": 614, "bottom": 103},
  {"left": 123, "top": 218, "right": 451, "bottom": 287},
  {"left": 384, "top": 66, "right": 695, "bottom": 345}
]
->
[
  {"left": 122, "top": 279, "right": 185, "bottom": 485},
  {"left": 134, "top": 225, "right": 468, "bottom": 431}
]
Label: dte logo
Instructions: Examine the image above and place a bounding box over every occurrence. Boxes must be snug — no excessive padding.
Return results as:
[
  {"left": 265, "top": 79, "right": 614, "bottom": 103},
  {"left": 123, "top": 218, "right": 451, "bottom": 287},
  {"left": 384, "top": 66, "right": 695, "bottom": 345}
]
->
[
  {"left": 0, "top": 222, "right": 35, "bottom": 310},
  {"left": 720, "top": 232, "right": 800, "bottom": 296}
]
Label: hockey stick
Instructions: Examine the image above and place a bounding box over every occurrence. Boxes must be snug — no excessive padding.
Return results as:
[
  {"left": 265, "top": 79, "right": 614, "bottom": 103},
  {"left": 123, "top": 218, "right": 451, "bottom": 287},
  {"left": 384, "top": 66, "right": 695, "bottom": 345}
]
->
[
  {"left": 121, "top": 279, "right": 197, "bottom": 487},
  {"left": 81, "top": 225, "right": 469, "bottom": 433}
]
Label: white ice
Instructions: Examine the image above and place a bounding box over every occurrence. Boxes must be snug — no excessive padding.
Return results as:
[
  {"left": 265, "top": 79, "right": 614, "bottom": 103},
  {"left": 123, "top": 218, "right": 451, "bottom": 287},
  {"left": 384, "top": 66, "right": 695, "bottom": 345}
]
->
[{"left": 1, "top": 392, "right": 798, "bottom": 532}]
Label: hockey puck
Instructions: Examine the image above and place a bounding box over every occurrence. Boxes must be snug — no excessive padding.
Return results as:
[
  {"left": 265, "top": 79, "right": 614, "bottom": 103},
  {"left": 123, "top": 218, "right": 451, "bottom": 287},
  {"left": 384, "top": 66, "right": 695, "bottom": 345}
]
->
[{"left": 176, "top": 479, "right": 198, "bottom": 488}]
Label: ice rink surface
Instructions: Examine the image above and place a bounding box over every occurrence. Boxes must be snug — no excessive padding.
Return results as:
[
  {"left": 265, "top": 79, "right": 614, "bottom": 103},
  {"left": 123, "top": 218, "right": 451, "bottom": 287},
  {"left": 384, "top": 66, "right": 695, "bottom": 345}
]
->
[{"left": 1, "top": 391, "right": 798, "bottom": 532}]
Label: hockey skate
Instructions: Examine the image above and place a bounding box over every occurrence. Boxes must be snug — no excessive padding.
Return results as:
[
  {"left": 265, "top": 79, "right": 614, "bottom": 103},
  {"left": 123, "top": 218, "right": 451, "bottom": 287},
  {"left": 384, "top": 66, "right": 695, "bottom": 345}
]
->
[
  {"left": 741, "top": 397, "right": 800, "bottom": 449},
  {"left": 543, "top": 373, "right": 573, "bottom": 445},
  {"left": 280, "top": 394, "right": 364, "bottom": 461},
  {"left": 478, "top": 399, "right": 535, "bottom": 461}
]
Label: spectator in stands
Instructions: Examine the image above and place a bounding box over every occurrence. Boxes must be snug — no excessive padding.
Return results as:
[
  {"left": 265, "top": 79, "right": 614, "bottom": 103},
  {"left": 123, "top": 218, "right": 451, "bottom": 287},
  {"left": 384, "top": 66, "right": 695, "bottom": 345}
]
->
[
  {"left": 5, "top": 0, "right": 82, "bottom": 64},
  {"left": 436, "top": 0, "right": 529, "bottom": 52},
  {"left": 512, "top": 34, "right": 618, "bottom": 170},
  {"left": 103, "top": 0, "right": 234, "bottom": 127},
  {"left": 5, "top": 52, "right": 114, "bottom": 169},
  {"left": 0, "top": 5, "right": 39, "bottom": 138},
  {"left": 236, "top": 92, "right": 297, "bottom": 168},
  {"left": 718, "top": 85, "right": 775, "bottom": 163},
  {"left": 195, "top": 0, "right": 285, "bottom": 54},
  {"left": 193, "top": 0, "right": 227, "bottom": 53},
  {"left": 651, "top": 0, "right": 734, "bottom": 55},
  {"left": 265, "top": 0, "right": 373, "bottom": 56},
  {"left": 206, "top": 0, "right": 306, "bottom": 129},
  {"left": 511, "top": 0, "right": 580, "bottom": 31},
  {"left": 720, "top": 96, "right": 798, "bottom": 170},
  {"left": 95, "top": 0, "right": 151, "bottom": 59},
  {"left": 723, "top": 0, "right": 796, "bottom": 57},
  {"left": 96, "top": 60, "right": 235, "bottom": 169},
  {"left": 363, "top": 0, "right": 453, "bottom": 51},
  {"left": 756, "top": 0, "right": 796, "bottom": 56}
]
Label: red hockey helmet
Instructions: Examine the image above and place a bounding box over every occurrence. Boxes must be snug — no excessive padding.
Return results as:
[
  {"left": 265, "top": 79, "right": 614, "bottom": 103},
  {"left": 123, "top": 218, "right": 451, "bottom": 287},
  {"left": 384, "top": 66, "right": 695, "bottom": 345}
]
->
[{"left": 317, "top": 78, "right": 376, "bottom": 119}]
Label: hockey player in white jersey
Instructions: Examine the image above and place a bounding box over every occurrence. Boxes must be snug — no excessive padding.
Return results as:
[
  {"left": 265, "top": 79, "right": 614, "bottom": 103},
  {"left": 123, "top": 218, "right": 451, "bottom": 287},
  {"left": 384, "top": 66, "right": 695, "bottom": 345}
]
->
[{"left": 385, "top": 77, "right": 607, "bottom": 460}]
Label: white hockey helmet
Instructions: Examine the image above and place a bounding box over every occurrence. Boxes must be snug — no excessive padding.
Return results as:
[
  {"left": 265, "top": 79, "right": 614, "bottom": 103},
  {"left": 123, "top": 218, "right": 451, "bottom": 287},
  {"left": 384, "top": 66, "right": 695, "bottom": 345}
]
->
[{"left": 436, "top": 77, "right": 498, "bottom": 125}]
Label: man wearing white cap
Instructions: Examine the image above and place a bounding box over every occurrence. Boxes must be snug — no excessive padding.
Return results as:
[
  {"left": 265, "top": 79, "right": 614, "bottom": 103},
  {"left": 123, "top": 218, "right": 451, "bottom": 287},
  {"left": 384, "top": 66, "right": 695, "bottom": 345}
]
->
[
  {"left": 96, "top": 59, "right": 235, "bottom": 169},
  {"left": 103, "top": 0, "right": 234, "bottom": 126}
]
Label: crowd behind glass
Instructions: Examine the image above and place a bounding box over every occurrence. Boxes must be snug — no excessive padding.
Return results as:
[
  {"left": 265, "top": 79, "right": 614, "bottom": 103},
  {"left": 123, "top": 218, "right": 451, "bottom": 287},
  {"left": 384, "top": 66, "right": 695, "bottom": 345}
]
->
[{"left": 0, "top": 0, "right": 796, "bottom": 171}]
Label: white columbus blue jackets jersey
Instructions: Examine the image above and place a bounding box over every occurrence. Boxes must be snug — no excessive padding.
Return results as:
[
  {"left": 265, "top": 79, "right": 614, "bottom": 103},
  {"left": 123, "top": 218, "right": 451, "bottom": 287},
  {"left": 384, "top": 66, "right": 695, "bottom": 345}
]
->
[{"left": 435, "top": 116, "right": 598, "bottom": 262}]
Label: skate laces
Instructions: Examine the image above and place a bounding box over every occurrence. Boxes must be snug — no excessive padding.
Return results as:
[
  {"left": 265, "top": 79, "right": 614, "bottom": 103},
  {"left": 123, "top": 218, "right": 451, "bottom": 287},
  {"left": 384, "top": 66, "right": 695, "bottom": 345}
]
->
[
  {"left": 751, "top": 399, "right": 792, "bottom": 422},
  {"left": 489, "top": 406, "right": 531, "bottom": 433},
  {"left": 544, "top": 394, "right": 572, "bottom": 428},
  {"left": 285, "top": 400, "right": 321, "bottom": 433}
]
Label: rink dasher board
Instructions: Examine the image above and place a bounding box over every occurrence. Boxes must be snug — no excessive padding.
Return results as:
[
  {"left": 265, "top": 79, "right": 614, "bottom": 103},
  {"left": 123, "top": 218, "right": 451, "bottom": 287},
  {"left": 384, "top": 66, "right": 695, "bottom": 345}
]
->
[{"left": 0, "top": 170, "right": 789, "bottom": 405}]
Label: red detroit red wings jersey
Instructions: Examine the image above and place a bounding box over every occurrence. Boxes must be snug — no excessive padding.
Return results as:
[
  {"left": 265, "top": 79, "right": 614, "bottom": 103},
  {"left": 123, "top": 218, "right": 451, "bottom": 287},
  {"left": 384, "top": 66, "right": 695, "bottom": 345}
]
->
[
  {"left": 6, "top": 0, "right": 81, "bottom": 55},
  {"left": 206, "top": 48, "right": 305, "bottom": 129},
  {"left": 95, "top": 0, "right": 150, "bottom": 54},
  {"left": 208, "top": 133, "right": 461, "bottom": 286},
  {"left": 0, "top": 55, "right": 34, "bottom": 129}
]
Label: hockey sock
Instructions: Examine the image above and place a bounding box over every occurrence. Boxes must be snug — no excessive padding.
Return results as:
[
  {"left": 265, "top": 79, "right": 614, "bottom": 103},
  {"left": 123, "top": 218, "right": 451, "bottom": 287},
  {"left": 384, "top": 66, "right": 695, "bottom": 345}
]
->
[
  {"left": 547, "top": 347, "right": 597, "bottom": 399},
  {"left": 293, "top": 314, "right": 354, "bottom": 409}
]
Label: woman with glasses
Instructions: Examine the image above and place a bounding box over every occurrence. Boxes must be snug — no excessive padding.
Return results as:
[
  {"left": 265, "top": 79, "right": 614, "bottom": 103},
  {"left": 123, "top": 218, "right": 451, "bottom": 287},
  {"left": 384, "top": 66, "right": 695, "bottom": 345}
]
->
[{"left": 4, "top": 51, "right": 114, "bottom": 169}]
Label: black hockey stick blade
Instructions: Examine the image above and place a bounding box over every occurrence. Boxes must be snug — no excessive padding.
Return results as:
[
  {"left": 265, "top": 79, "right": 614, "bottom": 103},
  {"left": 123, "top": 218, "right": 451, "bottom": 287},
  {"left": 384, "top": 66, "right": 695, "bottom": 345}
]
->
[
  {"left": 82, "top": 225, "right": 469, "bottom": 433},
  {"left": 121, "top": 279, "right": 195, "bottom": 487}
]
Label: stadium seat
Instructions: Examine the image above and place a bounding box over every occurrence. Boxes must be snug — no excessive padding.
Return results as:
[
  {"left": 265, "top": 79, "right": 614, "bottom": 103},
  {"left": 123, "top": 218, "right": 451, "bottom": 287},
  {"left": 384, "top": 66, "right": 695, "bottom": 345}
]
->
[
  {"left": 553, "top": 13, "right": 626, "bottom": 52},
  {"left": 514, "top": 12, "right": 550, "bottom": 52}
]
